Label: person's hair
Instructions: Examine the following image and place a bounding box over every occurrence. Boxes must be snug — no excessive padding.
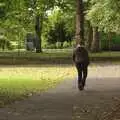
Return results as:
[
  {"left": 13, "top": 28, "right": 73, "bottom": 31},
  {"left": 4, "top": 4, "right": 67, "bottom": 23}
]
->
[{"left": 76, "top": 44, "right": 84, "bottom": 48}]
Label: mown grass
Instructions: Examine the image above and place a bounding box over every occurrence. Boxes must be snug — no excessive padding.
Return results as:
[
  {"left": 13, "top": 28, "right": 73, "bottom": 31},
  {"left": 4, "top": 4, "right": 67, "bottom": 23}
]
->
[
  {"left": 0, "top": 65, "right": 76, "bottom": 107},
  {"left": 90, "top": 51, "right": 120, "bottom": 58},
  {"left": 0, "top": 50, "right": 120, "bottom": 65},
  {"left": 0, "top": 49, "right": 120, "bottom": 58},
  {"left": 0, "top": 49, "right": 72, "bottom": 58}
]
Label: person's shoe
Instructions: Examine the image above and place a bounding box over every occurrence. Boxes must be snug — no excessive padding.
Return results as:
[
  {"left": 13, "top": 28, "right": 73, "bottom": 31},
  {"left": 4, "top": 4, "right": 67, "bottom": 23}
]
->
[
  {"left": 78, "top": 83, "right": 84, "bottom": 91},
  {"left": 82, "top": 82, "right": 86, "bottom": 87},
  {"left": 82, "top": 79, "right": 86, "bottom": 87}
]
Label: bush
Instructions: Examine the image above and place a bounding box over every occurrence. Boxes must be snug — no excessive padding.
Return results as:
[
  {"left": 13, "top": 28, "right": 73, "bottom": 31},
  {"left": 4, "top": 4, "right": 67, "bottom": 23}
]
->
[
  {"left": 0, "top": 35, "right": 12, "bottom": 50},
  {"left": 71, "top": 40, "right": 76, "bottom": 48},
  {"left": 9, "top": 41, "right": 18, "bottom": 50},
  {"left": 45, "top": 44, "right": 56, "bottom": 49},
  {"left": 100, "top": 33, "right": 120, "bottom": 51},
  {"left": 56, "top": 42, "right": 62, "bottom": 49},
  {"left": 63, "top": 41, "right": 71, "bottom": 48}
]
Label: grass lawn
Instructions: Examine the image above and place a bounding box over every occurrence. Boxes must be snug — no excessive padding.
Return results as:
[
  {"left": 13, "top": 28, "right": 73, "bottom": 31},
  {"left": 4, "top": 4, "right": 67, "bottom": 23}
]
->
[
  {"left": 0, "top": 49, "right": 120, "bottom": 58},
  {"left": 0, "top": 65, "right": 76, "bottom": 107},
  {"left": 0, "top": 49, "right": 119, "bottom": 107},
  {"left": 0, "top": 50, "right": 120, "bottom": 65}
]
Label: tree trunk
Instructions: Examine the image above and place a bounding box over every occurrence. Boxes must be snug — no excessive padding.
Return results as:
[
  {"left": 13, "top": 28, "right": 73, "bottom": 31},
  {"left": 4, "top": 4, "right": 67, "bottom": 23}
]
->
[
  {"left": 91, "top": 27, "right": 100, "bottom": 52},
  {"left": 107, "top": 32, "right": 113, "bottom": 51},
  {"left": 86, "top": 21, "right": 93, "bottom": 50},
  {"left": 35, "top": 15, "right": 43, "bottom": 53},
  {"left": 75, "top": 0, "right": 84, "bottom": 45}
]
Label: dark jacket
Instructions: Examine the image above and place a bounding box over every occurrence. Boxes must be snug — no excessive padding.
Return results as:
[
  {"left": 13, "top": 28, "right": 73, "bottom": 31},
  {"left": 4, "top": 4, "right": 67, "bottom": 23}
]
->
[{"left": 73, "top": 46, "right": 89, "bottom": 65}]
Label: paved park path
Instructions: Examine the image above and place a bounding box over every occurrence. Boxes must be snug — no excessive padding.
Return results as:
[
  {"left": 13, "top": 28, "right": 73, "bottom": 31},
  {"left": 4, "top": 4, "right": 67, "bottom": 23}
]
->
[{"left": 0, "top": 64, "right": 120, "bottom": 120}]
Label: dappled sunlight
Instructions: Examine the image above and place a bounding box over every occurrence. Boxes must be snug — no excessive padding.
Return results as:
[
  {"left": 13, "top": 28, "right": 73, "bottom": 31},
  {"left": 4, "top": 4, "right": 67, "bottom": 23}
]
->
[
  {"left": 0, "top": 64, "right": 120, "bottom": 107},
  {"left": 0, "top": 64, "right": 119, "bottom": 81},
  {"left": 88, "top": 65, "right": 120, "bottom": 78},
  {"left": 0, "top": 65, "right": 76, "bottom": 106},
  {"left": 0, "top": 65, "right": 76, "bottom": 81}
]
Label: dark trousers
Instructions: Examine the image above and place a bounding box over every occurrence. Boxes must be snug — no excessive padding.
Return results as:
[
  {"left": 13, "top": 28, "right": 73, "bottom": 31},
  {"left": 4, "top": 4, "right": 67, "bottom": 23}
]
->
[{"left": 75, "top": 62, "right": 88, "bottom": 87}]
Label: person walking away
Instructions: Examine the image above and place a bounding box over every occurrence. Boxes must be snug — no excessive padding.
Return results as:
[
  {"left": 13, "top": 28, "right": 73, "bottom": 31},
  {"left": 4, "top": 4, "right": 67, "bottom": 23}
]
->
[{"left": 73, "top": 44, "right": 90, "bottom": 90}]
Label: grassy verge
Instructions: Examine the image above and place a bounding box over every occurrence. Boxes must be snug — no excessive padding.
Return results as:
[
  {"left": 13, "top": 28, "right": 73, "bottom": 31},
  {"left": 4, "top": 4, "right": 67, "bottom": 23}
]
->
[
  {"left": 0, "top": 50, "right": 120, "bottom": 65},
  {"left": 0, "top": 49, "right": 120, "bottom": 56},
  {"left": 0, "top": 65, "right": 76, "bottom": 107},
  {"left": 0, "top": 50, "right": 120, "bottom": 58}
]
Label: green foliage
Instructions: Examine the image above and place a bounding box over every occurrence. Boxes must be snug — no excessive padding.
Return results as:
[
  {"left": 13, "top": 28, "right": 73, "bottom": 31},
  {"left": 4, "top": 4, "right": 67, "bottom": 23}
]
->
[
  {"left": 43, "top": 9, "right": 75, "bottom": 46},
  {"left": 1, "top": 0, "right": 120, "bottom": 51},
  {"left": 45, "top": 43, "right": 56, "bottom": 49},
  {"left": 0, "top": 2, "right": 6, "bottom": 18},
  {"left": 86, "top": 0, "right": 120, "bottom": 33},
  {"left": 63, "top": 41, "right": 71, "bottom": 48},
  {"left": 100, "top": 33, "right": 120, "bottom": 50},
  {"left": 0, "top": 34, "right": 11, "bottom": 50},
  {"left": 0, "top": 0, "right": 76, "bottom": 50},
  {"left": 56, "top": 42, "right": 62, "bottom": 49},
  {"left": 112, "top": 35, "right": 120, "bottom": 44},
  {"left": 0, "top": 0, "right": 56, "bottom": 51},
  {"left": 0, "top": 65, "right": 75, "bottom": 107}
]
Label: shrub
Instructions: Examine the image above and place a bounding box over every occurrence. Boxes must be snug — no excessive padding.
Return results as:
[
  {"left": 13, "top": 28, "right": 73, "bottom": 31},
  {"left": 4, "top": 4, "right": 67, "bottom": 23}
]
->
[
  {"left": 56, "top": 42, "right": 62, "bottom": 49},
  {"left": 0, "top": 35, "right": 12, "bottom": 50},
  {"left": 71, "top": 40, "right": 76, "bottom": 48},
  {"left": 63, "top": 41, "right": 71, "bottom": 48},
  {"left": 45, "top": 44, "right": 56, "bottom": 49}
]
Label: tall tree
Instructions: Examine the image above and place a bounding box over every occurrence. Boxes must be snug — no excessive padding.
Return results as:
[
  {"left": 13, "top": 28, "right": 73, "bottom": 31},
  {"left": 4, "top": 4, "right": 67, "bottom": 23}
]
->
[
  {"left": 86, "top": 21, "right": 93, "bottom": 50},
  {"left": 91, "top": 27, "right": 100, "bottom": 52},
  {"left": 35, "top": 15, "right": 43, "bottom": 52},
  {"left": 87, "top": 0, "right": 120, "bottom": 33},
  {"left": 25, "top": 0, "right": 56, "bottom": 52},
  {"left": 75, "top": 0, "right": 84, "bottom": 45},
  {"left": 86, "top": 0, "right": 120, "bottom": 52}
]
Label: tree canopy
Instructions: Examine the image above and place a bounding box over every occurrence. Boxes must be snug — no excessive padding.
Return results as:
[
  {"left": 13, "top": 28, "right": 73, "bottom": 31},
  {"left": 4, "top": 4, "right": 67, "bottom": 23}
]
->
[
  {"left": 86, "top": 0, "right": 120, "bottom": 33},
  {"left": 0, "top": 0, "right": 120, "bottom": 51}
]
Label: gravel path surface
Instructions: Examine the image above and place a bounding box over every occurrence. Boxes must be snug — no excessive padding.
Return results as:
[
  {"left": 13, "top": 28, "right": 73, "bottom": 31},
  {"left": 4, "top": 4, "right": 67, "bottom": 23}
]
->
[{"left": 0, "top": 64, "right": 120, "bottom": 120}]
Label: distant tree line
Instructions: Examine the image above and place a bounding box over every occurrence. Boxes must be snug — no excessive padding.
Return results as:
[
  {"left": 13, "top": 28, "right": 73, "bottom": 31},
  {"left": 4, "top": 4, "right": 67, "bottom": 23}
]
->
[{"left": 0, "top": 0, "right": 120, "bottom": 52}]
